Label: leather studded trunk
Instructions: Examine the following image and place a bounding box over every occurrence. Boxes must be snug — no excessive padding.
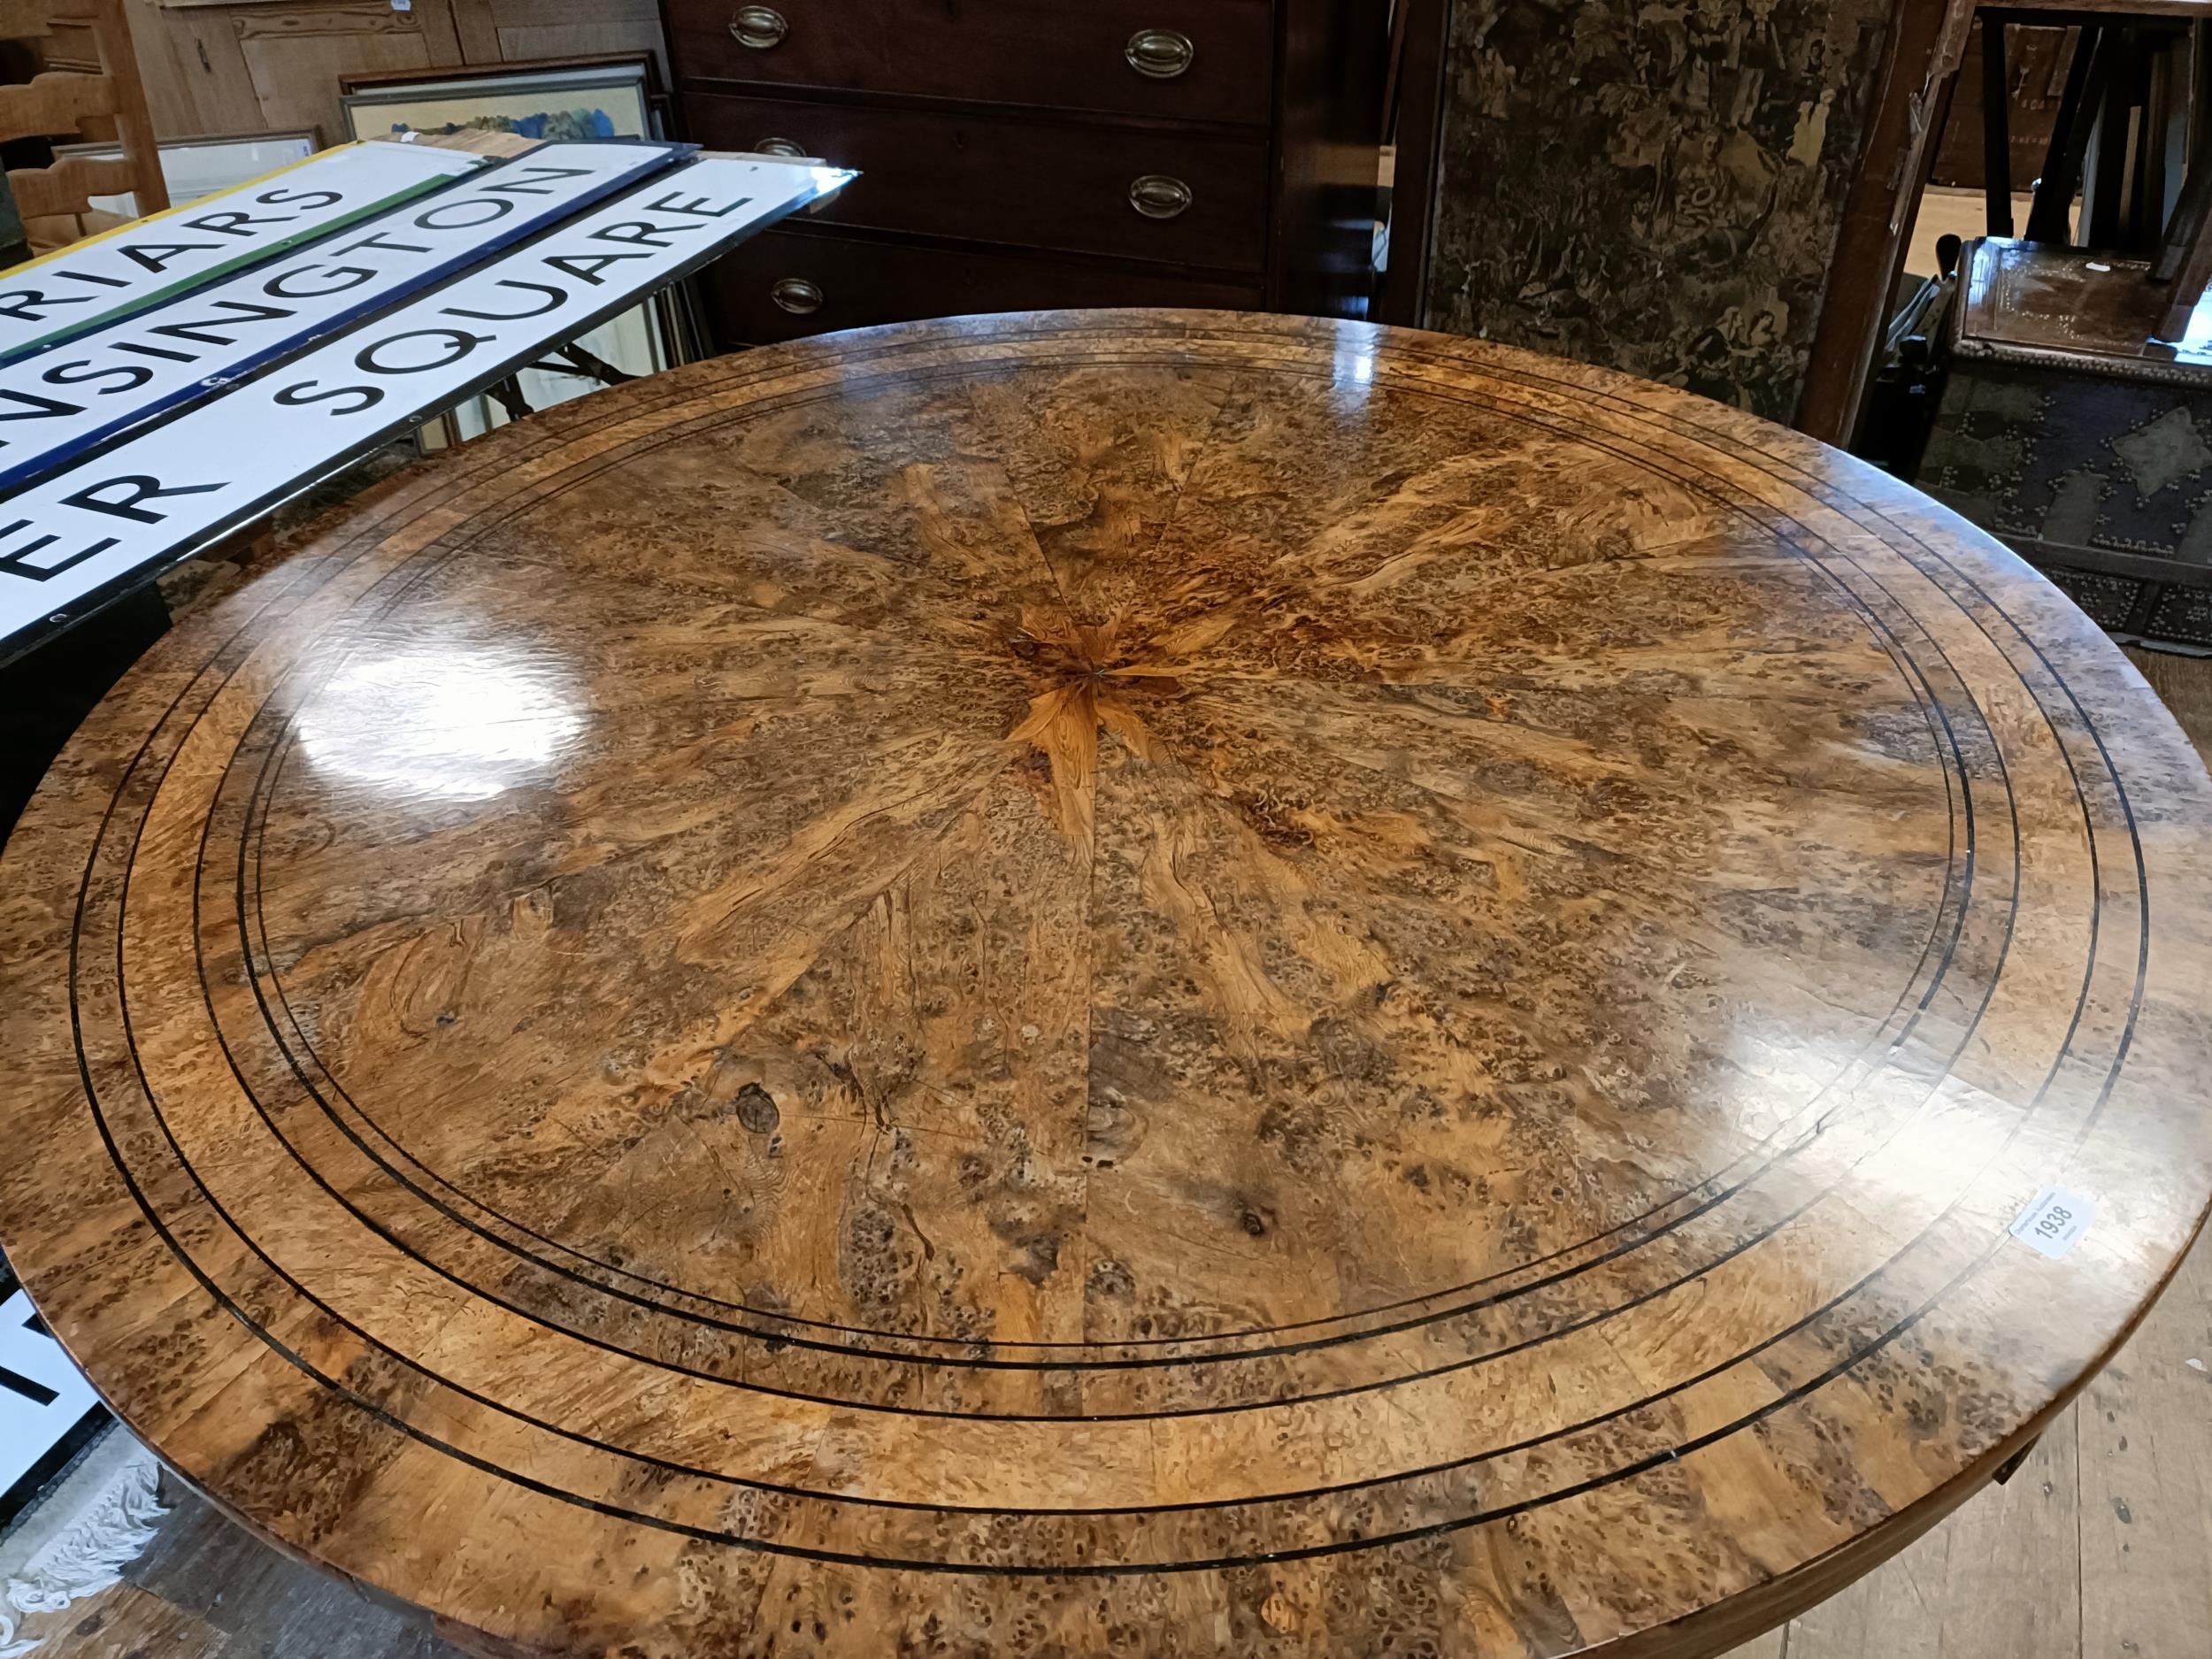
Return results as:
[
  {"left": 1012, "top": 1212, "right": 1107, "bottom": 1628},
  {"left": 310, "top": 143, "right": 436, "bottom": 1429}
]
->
[{"left": 1916, "top": 239, "right": 2212, "bottom": 649}]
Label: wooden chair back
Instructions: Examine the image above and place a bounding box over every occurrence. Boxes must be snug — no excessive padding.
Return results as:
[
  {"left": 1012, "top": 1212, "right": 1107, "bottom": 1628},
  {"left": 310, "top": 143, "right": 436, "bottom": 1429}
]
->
[{"left": 0, "top": 0, "right": 166, "bottom": 234}]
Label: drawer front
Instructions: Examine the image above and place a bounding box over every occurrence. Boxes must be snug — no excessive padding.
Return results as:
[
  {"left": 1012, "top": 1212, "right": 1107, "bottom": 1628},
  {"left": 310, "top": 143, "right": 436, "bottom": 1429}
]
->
[
  {"left": 667, "top": 0, "right": 1273, "bottom": 127},
  {"left": 703, "top": 228, "right": 1263, "bottom": 345},
  {"left": 689, "top": 93, "right": 1270, "bottom": 272}
]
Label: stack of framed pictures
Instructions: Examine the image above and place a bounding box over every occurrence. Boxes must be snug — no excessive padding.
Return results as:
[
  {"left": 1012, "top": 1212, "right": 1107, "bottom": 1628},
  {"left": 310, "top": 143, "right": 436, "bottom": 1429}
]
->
[
  {"left": 338, "top": 54, "right": 701, "bottom": 445},
  {"left": 339, "top": 58, "right": 671, "bottom": 145},
  {"left": 50, "top": 130, "right": 319, "bottom": 222}
]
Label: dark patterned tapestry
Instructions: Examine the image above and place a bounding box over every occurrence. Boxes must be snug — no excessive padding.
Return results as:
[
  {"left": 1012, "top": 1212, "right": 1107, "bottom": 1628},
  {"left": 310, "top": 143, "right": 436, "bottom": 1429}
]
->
[
  {"left": 1423, "top": 1, "right": 1896, "bottom": 423},
  {"left": 1919, "top": 367, "right": 2212, "bottom": 649}
]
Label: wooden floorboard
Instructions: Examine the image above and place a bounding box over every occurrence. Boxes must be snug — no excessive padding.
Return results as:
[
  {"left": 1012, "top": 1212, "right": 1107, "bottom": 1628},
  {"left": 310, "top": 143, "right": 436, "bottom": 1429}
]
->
[
  {"left": 1719, "top": 649, "right": 2212, "bottom": 1659},
  {"left": 2127, "top": 646, "right": 2212, "bottom": 771},
  {"left": 2075, "top": 1228, "right": 2212, "bottom": 1659},
  {"left": 1783, "top": 1426, "right": 2082, "bottom": 1659},
  {"left": 125, "top": 1488, "right": 466, "bottom": 1658},
  {"left": 13, "top": 1581, "right": 232, "bottom": 1659},
  {"left": 17, "top": 651, "right": 2212, "bottom": 1659}
]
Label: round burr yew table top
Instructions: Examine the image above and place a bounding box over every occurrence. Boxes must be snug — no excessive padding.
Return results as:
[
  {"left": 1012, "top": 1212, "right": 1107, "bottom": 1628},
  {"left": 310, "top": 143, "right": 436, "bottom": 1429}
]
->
[{"left": 4, "top": 311, "right": 2212, "bottom": 1659}]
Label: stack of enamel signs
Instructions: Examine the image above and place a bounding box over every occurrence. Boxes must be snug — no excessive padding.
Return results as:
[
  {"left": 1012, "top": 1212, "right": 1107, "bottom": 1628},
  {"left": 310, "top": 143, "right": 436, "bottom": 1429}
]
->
[{"left": 0, "top": 137, "right": 851, "bottom": 664}]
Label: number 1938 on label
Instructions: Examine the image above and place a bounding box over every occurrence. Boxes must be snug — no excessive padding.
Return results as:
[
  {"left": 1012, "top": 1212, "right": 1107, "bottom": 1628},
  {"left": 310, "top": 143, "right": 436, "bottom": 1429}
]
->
[{"left": 2010, "top": 1187, "right": 2098, "bottom": 1260}]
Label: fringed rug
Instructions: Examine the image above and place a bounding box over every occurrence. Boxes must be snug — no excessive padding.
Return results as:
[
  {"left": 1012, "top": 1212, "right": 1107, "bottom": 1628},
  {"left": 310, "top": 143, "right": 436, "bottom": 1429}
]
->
[{"left": 0, "top": 1426, "right": 168, "bottom": 1655}]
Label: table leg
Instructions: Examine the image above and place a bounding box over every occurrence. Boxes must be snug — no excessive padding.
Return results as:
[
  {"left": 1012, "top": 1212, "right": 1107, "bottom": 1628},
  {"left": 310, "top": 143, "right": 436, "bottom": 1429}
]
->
[
  {"left": 2028, "top": 21, "right": 2108, "bottom": 244},
  {"left": 2084, "top": 31, "right": 2139, "bottom": 249},
  {"left": 485, "top": 376, "right": 533, "bottom": 422},
  {"left": 1992, "top": 1432, "right": 2044, "bottom": 1487},
  {"left": 2154, "top": 119, "right": 2212, "bottom": 338},
  {"left": 1983, "top": 14, "right": 2014, "bottom": 238}
]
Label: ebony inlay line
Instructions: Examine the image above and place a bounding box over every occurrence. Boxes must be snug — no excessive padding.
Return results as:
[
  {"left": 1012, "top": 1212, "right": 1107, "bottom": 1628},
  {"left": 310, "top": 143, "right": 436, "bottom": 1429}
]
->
[
  {"left": 233, "top": 363, "right": 2003, "bottom": 1367},
  {"left": 6, "top": 313, "right": 2199, "bottom": 1657},
  {"left": 200, "top": 374, "right": 2021, "bottom": 1404}
]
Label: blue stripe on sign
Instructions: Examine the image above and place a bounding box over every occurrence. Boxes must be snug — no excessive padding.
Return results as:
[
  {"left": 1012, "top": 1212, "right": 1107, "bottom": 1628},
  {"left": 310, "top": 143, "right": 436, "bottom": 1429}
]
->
[{"left": 0, "top": 156, "right": 850, "bottom": 666}]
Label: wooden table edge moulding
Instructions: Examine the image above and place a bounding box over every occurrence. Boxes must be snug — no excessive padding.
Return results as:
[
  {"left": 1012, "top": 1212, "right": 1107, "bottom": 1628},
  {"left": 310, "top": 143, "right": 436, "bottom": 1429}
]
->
[{"left": 2, "top": 310, "right": 2209, "bottom": 1659}]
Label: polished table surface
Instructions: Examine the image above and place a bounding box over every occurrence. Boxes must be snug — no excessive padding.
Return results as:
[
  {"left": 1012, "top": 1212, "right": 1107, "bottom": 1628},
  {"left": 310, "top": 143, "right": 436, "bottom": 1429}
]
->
[{"left": 4, "top": 311, "right": 2211, "bottom": 1658}]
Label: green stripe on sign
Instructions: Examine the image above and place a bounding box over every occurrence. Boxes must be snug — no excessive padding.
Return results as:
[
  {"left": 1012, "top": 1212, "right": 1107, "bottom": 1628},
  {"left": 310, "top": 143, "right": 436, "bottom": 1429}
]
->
[{"left": 10, "top": 172, "right": 469, "bottom": 360}]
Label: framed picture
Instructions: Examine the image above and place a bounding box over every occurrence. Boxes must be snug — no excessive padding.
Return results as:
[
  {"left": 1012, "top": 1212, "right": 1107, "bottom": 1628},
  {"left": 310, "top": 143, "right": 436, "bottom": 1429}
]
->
[
  {"left": 342, "top": 56, "right": 690, "bottom": 444},
  {"left": 52, "top": 129, "right": 319, "bottom": 221},
  {"left": 340, "top": 56, "right": 660, "bottom": 145}
]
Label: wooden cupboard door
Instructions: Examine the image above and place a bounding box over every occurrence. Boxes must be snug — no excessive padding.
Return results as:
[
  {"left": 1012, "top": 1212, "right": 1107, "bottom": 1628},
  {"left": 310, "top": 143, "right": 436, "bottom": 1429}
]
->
[
  {"left": 123, "top": 0, "right": 467, "bottom": 145},
  {"left": 119, "top": 0, "right": 256, "bottom": 141},
  {"left": 234, "top": 1, "right": 463, "bottom": 141},
  {"left": 457, "top": 0, "right": 667, "bottom": 85}
]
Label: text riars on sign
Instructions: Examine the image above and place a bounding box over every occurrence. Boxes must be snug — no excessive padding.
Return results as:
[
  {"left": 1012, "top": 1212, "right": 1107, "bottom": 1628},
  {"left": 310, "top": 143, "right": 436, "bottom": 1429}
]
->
[
  {"left": 0, "top": 141, "right": 692, "bottom": 493},
  {"left": 0, "top": 155, "right": 853, "bottom": 662},
  {"left": 0, "top": 142, "right": 490, "bottom": 364}
]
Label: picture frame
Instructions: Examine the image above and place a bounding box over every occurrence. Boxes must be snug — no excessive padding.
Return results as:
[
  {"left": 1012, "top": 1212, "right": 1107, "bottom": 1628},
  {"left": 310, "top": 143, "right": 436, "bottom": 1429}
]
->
[
  {"left": 339, "top": 55, "right": 662, "bottom": 146},
  {"left": 340, "top": 55, "right": 693, "bottom": 444},
  {"left": 51, "top": 129, "right": 319, "bottom": 222}
]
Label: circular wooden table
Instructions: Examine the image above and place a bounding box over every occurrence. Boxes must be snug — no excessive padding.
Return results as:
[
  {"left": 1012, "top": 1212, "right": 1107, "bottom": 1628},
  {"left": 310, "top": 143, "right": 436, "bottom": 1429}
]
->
[{"left": 4, "top": 311, "right": 2211, "bottom": 1658}]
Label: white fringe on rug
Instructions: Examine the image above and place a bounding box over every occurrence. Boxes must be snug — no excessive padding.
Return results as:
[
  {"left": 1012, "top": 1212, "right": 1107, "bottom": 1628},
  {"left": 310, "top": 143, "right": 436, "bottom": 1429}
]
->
[{"left": 0, "top": 1435, "right": 167, "bottom": 1657}]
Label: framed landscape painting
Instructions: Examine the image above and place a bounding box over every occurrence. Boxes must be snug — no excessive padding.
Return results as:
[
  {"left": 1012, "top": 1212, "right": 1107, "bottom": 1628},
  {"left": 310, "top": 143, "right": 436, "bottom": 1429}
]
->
[
  {"left": 339, "top": 57, "right": 659, "bottom": 145},
  {"left": 342, "top": 57, "right": 687, "bottom": 449}
]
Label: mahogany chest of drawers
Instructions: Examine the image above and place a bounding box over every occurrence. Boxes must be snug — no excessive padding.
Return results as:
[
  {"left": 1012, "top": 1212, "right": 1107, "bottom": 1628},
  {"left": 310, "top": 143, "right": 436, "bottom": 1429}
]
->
[{"left": 657, "top": 0, "right": 1384, "bottom": 344}]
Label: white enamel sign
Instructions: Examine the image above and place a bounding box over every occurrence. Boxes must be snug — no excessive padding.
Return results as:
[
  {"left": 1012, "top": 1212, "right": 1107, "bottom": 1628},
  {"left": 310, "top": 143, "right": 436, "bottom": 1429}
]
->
[
  {"left": 0, "top": 142, "right": 488, "bottom": 364},
  {"left": 0, "top": 1288, "right": 99, "bottom": 1500},
  {"left": 0, "top": 140, "right": 689, "bottom": 492},
  {"left": 0, "top": 156, "right": 851, "bottom": 657}
]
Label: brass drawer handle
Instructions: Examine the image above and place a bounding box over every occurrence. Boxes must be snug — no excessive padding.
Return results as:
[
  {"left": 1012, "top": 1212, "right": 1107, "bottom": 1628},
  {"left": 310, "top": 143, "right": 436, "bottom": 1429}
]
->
[
  {"left": 754, "top": 135, "right": 805, "bottom": 157},
  {"left": 1125, "top": 27, "right": 1194, "bottom": 79},
  {"left": 1128, "top": 174, "right": 1192, "bottom": 219},
  {"left": 770, "top": 276, "right": 823, "bottom": 314},
  {"left": 729, "top": 4, "right": 787, "bottom": 48}
]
